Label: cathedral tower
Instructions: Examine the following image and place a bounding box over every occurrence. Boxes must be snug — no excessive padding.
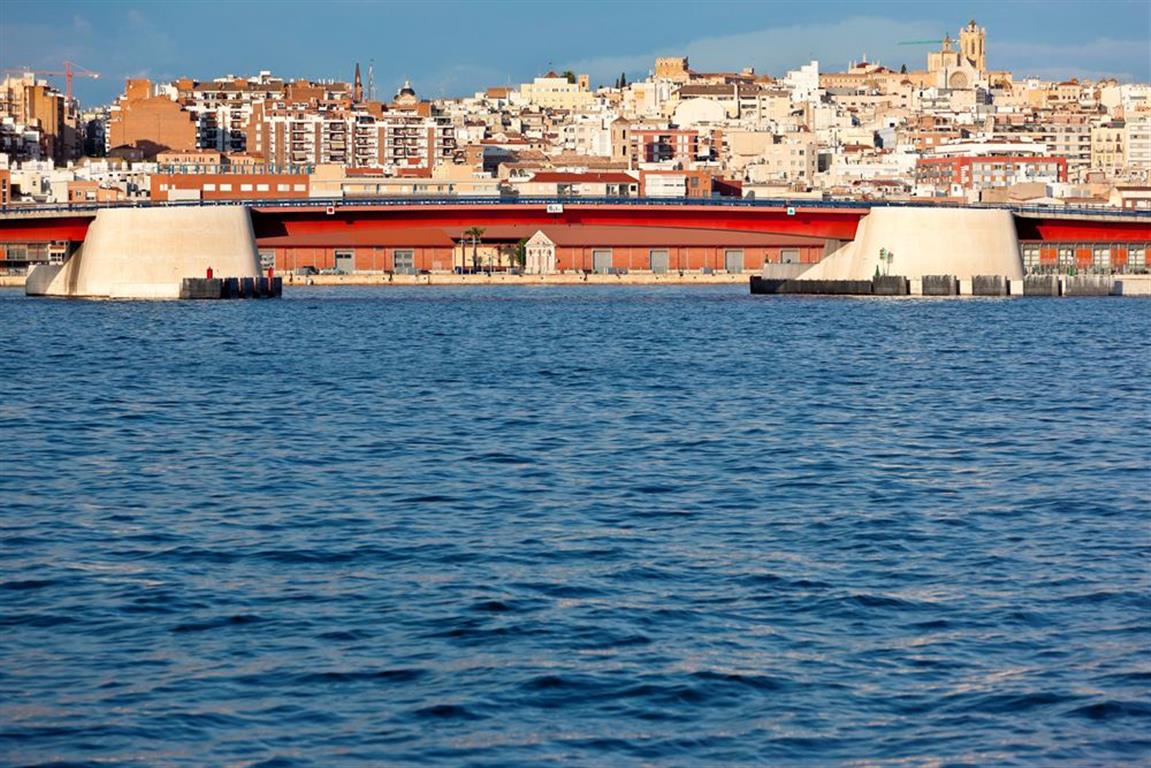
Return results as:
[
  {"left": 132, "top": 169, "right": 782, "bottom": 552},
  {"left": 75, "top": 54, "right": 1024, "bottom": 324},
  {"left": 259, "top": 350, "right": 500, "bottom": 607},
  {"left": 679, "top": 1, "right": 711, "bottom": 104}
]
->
[{"left": 959, "top": 19, "right": 986, "bottom": 73}]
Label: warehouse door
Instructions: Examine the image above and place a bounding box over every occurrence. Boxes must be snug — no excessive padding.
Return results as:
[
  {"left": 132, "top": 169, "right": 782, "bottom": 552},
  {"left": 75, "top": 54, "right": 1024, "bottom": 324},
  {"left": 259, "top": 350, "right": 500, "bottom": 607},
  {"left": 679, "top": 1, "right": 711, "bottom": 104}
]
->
[
  {"left": 335, "top": 250, "right": 355, "bottom": 274},
  {"left": 724, "top": 249, "right": 744, "bottom": 273},
  {"left": 592, "top": 250, "right": 613, "bottom": 274},
  {"left": 649, "top": 249, "right": 669, "bottom": 274},
  {"left": 394, "top": 249, "right": 416, "bottom": 274}
]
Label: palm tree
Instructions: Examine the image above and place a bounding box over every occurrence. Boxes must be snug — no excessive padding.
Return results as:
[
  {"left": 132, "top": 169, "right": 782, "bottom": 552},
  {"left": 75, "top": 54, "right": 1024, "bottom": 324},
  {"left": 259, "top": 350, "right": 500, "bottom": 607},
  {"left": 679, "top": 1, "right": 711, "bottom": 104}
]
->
[{"left": 464, "top": 226, "right": 485, "bottom": 273}]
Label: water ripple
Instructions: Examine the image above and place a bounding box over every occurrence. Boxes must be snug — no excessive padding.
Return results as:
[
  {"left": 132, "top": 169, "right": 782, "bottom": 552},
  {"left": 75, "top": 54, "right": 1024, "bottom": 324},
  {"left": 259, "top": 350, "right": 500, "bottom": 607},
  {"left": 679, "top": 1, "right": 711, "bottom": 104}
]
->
[{"left": 0, "top": 285, "right": 1148, "bottom": 766}]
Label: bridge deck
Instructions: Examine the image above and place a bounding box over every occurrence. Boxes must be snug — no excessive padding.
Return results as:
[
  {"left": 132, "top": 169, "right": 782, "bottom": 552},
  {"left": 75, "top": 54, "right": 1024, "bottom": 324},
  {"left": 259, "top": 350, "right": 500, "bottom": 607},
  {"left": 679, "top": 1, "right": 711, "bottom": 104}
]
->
[{"left": 0, "top": 198, "right": 1147, "bottom": 245}]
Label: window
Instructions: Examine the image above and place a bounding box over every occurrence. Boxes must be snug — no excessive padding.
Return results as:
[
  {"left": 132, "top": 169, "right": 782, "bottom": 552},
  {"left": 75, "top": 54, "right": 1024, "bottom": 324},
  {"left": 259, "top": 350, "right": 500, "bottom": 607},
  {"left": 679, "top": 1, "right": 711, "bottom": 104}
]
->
[
  {"left": 256, "top": 183, "right": 269, "bottom": 192},
  {"left": 1128, "top": 247, "right": 1147, "bottom": 269},
  {"left": 1092, "top": 247, "right": 1111, "bottom": 269},
  {"left": 293, "top": 184, "right": 306, "bottom": 192},
  {"left": 393, "top": 249, "right": 416, "bottom": 274},
  {"left": 219, "top": 183, "right": 233, "bottom": 192},
  {"left": 277, "top": 184, "right": 290, "bottom": 192},
  {"left": 203, "top": 183, "right": 216, "bottom": 192},
  {"left": 240, "top": 183, "right": 253, "bottom": 192},
  {"left": 1022, "top": 246, "right": 1041, "bottom": 271},
  {"left": 1057, "top": 247, "right": 1075, "bottom": 268}
]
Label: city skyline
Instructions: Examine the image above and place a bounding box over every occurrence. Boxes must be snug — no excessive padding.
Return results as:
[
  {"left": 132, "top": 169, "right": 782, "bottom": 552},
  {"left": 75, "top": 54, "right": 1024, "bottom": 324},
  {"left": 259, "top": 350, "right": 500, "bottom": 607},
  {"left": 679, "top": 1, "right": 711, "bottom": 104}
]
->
[{"left": 2, "top": 0, "right": 1149, "bottom": 107}]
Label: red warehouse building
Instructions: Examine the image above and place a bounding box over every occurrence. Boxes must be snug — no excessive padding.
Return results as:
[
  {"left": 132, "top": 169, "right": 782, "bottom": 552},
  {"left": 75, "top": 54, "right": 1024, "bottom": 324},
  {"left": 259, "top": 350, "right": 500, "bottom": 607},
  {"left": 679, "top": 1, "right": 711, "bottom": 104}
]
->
[{"left": 255, "top": 224, "right": 828, "bottom": 275}]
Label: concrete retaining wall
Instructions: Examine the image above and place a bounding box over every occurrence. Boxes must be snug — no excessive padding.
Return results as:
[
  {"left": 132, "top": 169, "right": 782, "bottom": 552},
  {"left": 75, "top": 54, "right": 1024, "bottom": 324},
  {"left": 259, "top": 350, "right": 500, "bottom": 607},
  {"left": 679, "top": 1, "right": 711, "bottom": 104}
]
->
[
  {"left": 26, "top": 206, "right": 259, "bottom": 299},
  {"left": 1063, "top": 276, "right": 1115, "bottom": 297},
  {"left": 1115, "top": 278, "right": 1151, "bottom": 296},
  {"left": 750, "top": 277, "right": 873, "bottom": 295}
]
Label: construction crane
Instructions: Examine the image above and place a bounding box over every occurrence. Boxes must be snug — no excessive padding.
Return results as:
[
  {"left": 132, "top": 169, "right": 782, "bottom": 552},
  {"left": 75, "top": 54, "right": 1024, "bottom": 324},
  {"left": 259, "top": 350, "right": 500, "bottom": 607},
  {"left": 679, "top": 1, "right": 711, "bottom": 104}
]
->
[
  {"left": 898, "top": 37, "right": 952, "bottom": 49},
  {"left": 3, "top": 61, "right": 101, "bottom": 104}
]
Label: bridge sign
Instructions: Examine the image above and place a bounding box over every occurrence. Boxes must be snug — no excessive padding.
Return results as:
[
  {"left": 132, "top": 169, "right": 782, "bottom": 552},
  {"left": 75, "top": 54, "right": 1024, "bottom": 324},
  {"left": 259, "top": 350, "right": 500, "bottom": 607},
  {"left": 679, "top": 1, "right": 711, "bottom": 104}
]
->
[
  {"left": 786, "top": 206, "right": 796, "bottom": 216},
  {"left": 546, "top": 203, "right": 564, "bottom": 214}
]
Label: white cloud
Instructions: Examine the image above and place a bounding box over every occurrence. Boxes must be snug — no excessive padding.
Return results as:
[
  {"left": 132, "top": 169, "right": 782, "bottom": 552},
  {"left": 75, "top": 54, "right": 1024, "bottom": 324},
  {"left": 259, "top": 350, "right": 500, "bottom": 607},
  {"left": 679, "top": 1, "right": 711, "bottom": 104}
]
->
[{"left": 994, "top": 38, "right": 1150, "bottom": 82}]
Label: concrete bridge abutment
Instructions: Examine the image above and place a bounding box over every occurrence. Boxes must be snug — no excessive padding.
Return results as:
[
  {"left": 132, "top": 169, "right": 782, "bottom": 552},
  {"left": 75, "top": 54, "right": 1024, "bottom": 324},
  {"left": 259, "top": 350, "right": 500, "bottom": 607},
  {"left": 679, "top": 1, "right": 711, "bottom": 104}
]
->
[{"left": 26, "top": 206, "right": 260, "bottom": 299}]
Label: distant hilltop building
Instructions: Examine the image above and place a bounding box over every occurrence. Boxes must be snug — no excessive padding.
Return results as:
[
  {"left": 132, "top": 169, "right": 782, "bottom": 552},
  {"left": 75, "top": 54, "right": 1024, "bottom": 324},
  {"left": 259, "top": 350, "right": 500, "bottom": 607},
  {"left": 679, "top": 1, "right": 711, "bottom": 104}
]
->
[
  {"left": 519, "top": 71, "right": 593, "bottom": 111},
  {"left": 655, "top": 57, "right": 691, "bottom": 83},
  {"left": 928, "top": 19, "right": 986, "bottom": 90}
]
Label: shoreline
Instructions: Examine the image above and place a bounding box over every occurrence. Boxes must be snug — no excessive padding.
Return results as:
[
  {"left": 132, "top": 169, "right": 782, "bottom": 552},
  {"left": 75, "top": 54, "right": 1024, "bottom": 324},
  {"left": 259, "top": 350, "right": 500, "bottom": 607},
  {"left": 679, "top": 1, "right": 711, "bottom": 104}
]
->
[
  {"left": 0, "top": 272, "right": 752, "bottom": 289},
  {"left": 282, "top": 272, "right": 752, "bottom": 286},
  {"left": 3, "top": 272, "right": 1149, "bottom": 294}
]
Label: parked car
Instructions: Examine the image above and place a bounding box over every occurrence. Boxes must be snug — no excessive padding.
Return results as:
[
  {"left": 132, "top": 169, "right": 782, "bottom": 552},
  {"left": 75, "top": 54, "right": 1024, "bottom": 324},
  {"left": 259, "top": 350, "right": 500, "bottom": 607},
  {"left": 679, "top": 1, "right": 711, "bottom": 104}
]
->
[{"left": 294, "top": 266, "right": 319, "bottom": 276}]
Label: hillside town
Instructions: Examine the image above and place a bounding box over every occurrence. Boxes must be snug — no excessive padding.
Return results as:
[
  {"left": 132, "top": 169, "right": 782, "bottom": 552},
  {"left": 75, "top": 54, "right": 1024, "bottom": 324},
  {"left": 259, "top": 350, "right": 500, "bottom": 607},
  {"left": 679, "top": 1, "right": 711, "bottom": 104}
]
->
[{"left": 2, "top": 20, "right": 1149, "bottom": 210}]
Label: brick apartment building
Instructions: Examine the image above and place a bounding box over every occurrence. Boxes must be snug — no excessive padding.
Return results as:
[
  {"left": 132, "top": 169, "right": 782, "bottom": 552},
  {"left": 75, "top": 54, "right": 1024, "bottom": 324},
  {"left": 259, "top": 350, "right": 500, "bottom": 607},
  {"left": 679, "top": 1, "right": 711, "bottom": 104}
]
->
[{"left": 916, "top": 155, "right": 1068, "bottom": 190}]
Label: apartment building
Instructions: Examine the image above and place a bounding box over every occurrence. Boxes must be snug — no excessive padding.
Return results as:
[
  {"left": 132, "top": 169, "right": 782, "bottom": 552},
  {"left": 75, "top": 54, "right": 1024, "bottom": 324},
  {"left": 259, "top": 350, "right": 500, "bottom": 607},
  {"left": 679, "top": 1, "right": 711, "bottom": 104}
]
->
[
  {"left": 107, "top": 79, "right": 197, "bottom": 156},
  {"left": 1091, "top": 123, "right": 1126, "bottom": 176},
  {"left": 518, "top": 73, "right": 594, "bottom": 112},
  {"left": 0, "top": 73, "right": 76, "bottom": 162},
  {"left": 916, "top": 155, "right": 1067, "bottom": 192}
]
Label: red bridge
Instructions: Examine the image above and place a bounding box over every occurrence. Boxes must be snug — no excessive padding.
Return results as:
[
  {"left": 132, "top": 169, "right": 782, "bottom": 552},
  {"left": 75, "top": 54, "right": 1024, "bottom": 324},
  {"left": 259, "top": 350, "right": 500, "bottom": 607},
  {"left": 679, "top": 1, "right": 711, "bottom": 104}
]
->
[{"left": 1, "top": 199, "right": 1148, "bottom": 274}]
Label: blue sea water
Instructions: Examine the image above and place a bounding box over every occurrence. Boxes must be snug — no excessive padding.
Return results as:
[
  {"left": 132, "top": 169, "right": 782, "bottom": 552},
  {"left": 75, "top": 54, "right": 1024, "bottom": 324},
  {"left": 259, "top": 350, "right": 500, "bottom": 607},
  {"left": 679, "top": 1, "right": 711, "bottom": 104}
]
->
[{"left": 0, "top": 285, "right": 1148, "bottom": 767}]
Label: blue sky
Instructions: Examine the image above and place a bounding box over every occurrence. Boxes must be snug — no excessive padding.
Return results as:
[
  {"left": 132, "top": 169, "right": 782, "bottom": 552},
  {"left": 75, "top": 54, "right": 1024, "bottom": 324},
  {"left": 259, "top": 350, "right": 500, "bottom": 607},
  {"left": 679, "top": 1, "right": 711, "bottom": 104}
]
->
[{"left": 2, "top": 0, "right": 1148, "bottom": 107}]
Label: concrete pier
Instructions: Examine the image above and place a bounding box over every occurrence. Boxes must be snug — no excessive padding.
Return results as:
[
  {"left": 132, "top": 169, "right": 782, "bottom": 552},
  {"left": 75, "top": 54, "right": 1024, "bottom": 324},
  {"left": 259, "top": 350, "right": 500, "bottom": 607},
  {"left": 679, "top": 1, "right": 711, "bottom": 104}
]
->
[
  {"left": 1063, "top": 276, "right": 1115, "bottom": 297},
  {"left": 179, "top": 277, "right": 281, "bottom": 299},
  {"left": 26, "top": 206, "right": 260, "bottom": 299},
  {"left": 972, "top": 275, "right": 1010, "bottom": 296},
  {"left": 1023, "top": 275, "right": 1062, "bottom": 297},
  {"left": 750, "top": 277, "right": 873, "bottom": 295},
  {"left": 873, "top": 276, "right": 910, "bottom": 296},
  {"left": 922, "top": 275, "right": 960, "bottom": 296},
  {"left": 794, "top": 207, "right": 1023, "bottom": 282}
]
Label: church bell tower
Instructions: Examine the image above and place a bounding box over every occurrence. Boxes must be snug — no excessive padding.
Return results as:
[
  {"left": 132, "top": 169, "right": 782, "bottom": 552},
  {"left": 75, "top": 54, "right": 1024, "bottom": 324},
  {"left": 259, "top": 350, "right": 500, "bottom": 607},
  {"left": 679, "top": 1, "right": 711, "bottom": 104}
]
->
[{"left": 959, "top": 19, "right": 986, "bottom": 74}]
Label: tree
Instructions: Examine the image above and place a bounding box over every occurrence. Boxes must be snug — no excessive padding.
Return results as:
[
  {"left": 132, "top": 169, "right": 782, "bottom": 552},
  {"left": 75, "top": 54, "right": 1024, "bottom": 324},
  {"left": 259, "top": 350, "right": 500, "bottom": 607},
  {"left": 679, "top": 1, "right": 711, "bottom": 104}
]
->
[
  {"left": 514, "top": 237, "right": 528, "bottom": 271},
  {"left": 464, "top": 226, "right": 485, "bottom": 272},
  {"left": 900, "top": 64, "right": 908, "bottom": 74},
  {"left": 561, "top": 70, "right": 576, "bottom": 84},
  {"left": 619, "top": 72, "right": 628, "bottom": 88}
]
